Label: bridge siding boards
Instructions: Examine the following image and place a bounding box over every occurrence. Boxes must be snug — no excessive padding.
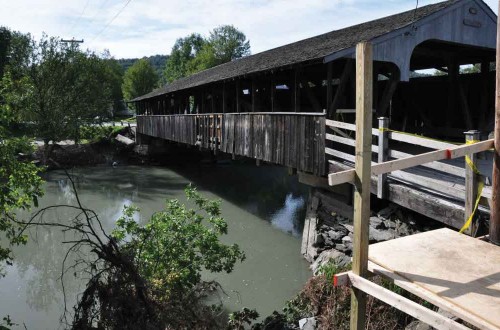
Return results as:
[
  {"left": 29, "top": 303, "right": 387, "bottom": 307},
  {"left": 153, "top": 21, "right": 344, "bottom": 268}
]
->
[{"left": 137, "top": 113, "right": 326, "bottom": 176}]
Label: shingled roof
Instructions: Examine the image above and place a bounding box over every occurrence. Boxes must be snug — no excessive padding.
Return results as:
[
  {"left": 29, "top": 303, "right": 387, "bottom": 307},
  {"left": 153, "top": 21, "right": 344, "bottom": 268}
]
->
[{"left": 133, "top": 0, "right": 462, "bottom": 102}]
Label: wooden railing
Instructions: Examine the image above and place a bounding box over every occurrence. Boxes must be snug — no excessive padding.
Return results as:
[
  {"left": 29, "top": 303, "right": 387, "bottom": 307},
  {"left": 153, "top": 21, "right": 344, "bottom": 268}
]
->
[
  {"left": 137, "top": 112, "right": 326, "bottom": 175},
  {"left": 325, "top": 118, "right": 492, "bottom": 206}
]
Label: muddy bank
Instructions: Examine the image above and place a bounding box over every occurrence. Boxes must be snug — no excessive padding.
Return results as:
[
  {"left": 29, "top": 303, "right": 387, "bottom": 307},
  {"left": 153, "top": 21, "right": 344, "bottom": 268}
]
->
[{"left": 32, "top": 127, "right": 147, "bottom": 169}]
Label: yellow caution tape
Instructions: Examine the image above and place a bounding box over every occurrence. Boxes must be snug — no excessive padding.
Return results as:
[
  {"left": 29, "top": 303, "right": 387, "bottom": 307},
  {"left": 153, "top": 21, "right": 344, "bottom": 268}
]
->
[{"left": 459, "top": 139, "right": 484, "bottom": 234}]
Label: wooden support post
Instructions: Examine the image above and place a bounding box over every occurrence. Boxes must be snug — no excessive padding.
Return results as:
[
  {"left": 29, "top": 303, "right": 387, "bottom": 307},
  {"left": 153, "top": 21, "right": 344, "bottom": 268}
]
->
[
  {"left": 222, "top": 83, "right": 226, "bottom": 114},
  {"left": 350, "top": 41, "right": 373, "bottom": 330},
  {"left": 491, "top": 0, "right": 500, "bottom": 245},
  {"left": 213, "top": 114, "right": 218, "bottom": 155},
  {"left": 377, "top": 67, "right": 400, "bottom": 117},
  {"left": 377, "top": 117, "right": 389, "bottom": 199},
  {"left": 326, "top": 62, "right": 333, "bottom": 112},
  {"left": 302, "top": 78, "right": 322, "bottom": 112},
  {"left": 211, "top": 87, "right": 215, "bottom": 113},
  {"left": 236, "top": 81, "right": 240, "bottom": 113},
  {"left": 478, "top": 61, "right": 490, "bottom": 130},
  {"left": 464, "top": 130, "right": 480, "bottom": 236},
  {"left": 270, "top": 77, "right": 275, "bottom": 112},
  {"left": 201, "top": 90, "right": 205, "bottom": 114},
  {"left": 294, "top": 69, "right": 301, "bottom": 112},
  {"left": 329, "top": 59, "right": 353, "bottom": 117},
  {"left": 251, "top": 79, "right": 256, "bottom": 112}
]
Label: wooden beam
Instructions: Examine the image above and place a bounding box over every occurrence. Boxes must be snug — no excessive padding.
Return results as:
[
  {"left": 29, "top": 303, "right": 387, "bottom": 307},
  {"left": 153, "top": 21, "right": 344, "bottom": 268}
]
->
[
  {"left": 326, "top": 62, "right": 333, "bottom": 112},
  {"left": 236, "top": 80, "right": 240, "bottom": 113},
  {"left": 347, "top": 273, "right": 470, "bottom": 330},
  {"left": 252, "top": 79, "right": 256, "bottom": 112},
  {"left": 350, "top": 41, "right": 373, "bottom": 330},
  {"left": 329, "top": 59, "right": 353, "bottom": 117},
  {"left": 458, "top": 79, "right": 474, "bottom": 130},
  {"left": 222, "top": 83, "right": 226, "bottom": 114},
  {"left": 211, "top": 87, "right": 215, "bottom": 113},
  {"left": 491, "top": 0, "right": 500, "bottom": 245},
  {"left": 294, "top": 69, "right": 301, "bottom": 112},
  {"left": 302, "top": 78, "right": 323, "bottom": 112},
  {"left": 377, "top": 67, "right": 400, "bottom": 116},
  {"left": 447, "top": 61, "right": 459, "bottom": 128},
  {"left": 270, "top": 76, "right": 275, "bottom": 112},
  {"left": 328, "top": 139, "right": 494, "bottom": 186}
]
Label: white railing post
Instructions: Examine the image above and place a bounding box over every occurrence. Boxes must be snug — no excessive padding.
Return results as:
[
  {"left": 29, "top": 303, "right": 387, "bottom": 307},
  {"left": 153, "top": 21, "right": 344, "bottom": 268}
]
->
[
  {"left": 377, "top": 117, "right": 389, "bottom": 199},
  {"left": 464, "top": 130, "right": 480, "bottom": 236}
]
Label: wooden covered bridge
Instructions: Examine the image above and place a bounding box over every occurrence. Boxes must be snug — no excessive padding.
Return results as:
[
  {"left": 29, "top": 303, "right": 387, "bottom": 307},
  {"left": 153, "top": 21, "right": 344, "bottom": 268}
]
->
[{"left": 132, "top": 0, "right": 497, "bottom": 231}]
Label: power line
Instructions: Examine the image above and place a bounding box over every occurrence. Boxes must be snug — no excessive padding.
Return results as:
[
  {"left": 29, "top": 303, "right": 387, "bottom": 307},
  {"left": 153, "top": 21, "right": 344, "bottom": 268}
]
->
[
  {"left": 68, "top": 0, "right": 91, "bottom": 35},
  {"left": 74, "top": 0, "right": 110, "bottom": 36},
  {"left": 90, "top": 0, "right": 133, "bottom": 42}
]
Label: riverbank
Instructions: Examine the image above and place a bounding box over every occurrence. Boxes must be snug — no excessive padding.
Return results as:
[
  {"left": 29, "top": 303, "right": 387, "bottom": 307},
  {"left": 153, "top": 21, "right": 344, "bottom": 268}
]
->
[{"left": 31, "top": 126, "right": 146, "bottom": 169}]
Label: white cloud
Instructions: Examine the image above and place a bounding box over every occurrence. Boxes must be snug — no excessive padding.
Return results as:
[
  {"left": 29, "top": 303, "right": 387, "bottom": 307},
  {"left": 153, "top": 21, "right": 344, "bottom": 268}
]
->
[{"left": 0, "top": 0, "right": 498, "bottom": 59}]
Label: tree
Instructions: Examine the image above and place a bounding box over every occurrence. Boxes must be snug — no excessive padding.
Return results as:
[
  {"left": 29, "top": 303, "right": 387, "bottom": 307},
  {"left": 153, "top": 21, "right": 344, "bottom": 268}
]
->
[
  {"left": 122, "top": 58, "right": 159, "bottom": 101},
  {"left": 101, "top": 51, "right": 125, "bottom": 114},
  {"left": 1, "top": 34, "right": 114, "bottom": 151},
  {"left": 0, "top": 27, "right": 44, "bottom": 276},
  {"left": 209, "top": 25, "right": 250, "bottom": 63},
  {"left": 164, "top": 26, "right": 250, "bottom": 83},
  {"left": 164, "top": 33, "right": 205, "bottom": 83}
]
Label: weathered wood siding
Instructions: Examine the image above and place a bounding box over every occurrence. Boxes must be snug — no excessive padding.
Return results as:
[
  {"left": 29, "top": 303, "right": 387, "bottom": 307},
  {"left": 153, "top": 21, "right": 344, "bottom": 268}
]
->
[{"left": 137, "top": 113, "right": 326, "bottom": 175}]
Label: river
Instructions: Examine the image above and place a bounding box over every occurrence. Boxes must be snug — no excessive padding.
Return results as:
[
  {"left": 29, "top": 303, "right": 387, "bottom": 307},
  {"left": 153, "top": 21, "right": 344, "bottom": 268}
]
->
[{"left": 0, "top": 163, "right": 311, "bottom": 329}]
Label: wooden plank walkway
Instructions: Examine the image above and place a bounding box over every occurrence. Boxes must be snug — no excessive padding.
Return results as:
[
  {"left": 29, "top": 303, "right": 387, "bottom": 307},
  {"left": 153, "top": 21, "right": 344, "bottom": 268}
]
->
[{"left": 369, "top": 228, "right": 500, "bottom": 330}]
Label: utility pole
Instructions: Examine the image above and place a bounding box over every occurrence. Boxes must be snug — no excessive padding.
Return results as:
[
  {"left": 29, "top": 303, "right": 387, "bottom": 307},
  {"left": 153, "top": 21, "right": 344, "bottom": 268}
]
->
[
  {"left": 61, "top": 38, "right": 84, "bottom": 44},
  {"left": 490, "top": 0, "right": 500, "bottom": 245}
]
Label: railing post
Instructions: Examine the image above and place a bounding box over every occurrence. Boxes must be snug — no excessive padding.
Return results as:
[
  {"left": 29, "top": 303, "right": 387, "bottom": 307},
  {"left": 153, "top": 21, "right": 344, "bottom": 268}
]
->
[
  {"left": 377, "top": 117, "right": 389, "bottom": 199},
  {"left": 464, "top": 130, "right": 480, "bottom": 236}
]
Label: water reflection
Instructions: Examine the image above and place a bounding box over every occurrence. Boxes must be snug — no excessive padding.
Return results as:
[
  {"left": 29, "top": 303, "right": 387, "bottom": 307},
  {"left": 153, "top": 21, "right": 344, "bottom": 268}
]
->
[
  {"left": 271, "top": 194, "right": 305, "bottom": 237},
  {"left": 1, "top": 164, "right": 311, "bottom": 329}
]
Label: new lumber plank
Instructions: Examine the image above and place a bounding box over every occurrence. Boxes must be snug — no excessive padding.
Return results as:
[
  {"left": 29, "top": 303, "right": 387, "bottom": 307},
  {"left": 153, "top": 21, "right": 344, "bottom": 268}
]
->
[
  {"left": 348, "top": 272, "right": 470, "bottom": 330},
  {"left": 369, "top": 228, "right": 500, "bottom": 330}
]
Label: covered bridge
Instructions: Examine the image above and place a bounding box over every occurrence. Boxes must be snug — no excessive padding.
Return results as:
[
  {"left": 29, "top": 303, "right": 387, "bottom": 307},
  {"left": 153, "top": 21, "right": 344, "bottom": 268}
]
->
[{"left": 132, "top": 0, "right": 497, "bottom": 230}]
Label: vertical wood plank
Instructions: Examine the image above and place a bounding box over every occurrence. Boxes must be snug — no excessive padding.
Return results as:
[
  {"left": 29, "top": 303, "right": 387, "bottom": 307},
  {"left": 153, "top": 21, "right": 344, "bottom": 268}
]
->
[
  {"left": 491, "top": 0, "right": 500, "bottom": 245},
  {"left": 350, "top": 41, "right": 373, "bottom": 330}
]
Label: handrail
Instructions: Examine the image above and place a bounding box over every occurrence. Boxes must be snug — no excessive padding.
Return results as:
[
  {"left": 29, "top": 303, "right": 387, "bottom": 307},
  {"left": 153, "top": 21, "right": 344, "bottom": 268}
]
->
[
  {"left": 325, "top": 119, "right": 456, "bottom": 150},
  {"left": 325, "top": 132, "right": 466, "bottom": 178},
  {"left": 327, "top": 139, "right": 494, "bottom": 186},
  {"left": 138, "top": 112, "right": 325, "bottom": 117}
]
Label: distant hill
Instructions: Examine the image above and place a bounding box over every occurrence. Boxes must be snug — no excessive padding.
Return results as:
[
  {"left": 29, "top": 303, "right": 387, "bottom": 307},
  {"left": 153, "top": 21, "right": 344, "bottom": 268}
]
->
[{"left": 117, "top": 54, "right": 168, "bottom": 79}]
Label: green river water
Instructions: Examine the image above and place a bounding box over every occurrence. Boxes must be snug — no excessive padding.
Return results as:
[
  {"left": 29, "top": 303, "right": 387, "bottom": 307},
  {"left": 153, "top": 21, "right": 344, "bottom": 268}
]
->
[{"left": 0, "top": 163, "right": 311, "bottom": 329}]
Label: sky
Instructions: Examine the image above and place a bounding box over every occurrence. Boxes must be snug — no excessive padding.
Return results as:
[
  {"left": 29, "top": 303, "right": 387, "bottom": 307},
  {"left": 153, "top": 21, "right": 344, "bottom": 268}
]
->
[{"left": 0, "top": 0, "right": 498, "bottom": 59}]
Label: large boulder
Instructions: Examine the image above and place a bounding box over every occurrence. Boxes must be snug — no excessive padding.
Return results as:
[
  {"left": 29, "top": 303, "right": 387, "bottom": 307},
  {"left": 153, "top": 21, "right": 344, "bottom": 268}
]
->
[{"left": 310, "top": 250, "right": 351, "bottom": 275}]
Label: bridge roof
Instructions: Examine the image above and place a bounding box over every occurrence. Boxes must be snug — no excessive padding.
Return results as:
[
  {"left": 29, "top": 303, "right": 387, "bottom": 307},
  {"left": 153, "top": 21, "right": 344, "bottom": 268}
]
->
[{"left": 132, "top": 0, "right": 491, "bottom": 102}]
